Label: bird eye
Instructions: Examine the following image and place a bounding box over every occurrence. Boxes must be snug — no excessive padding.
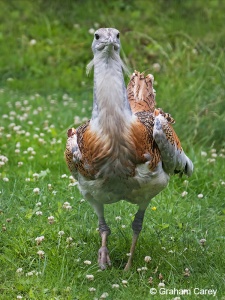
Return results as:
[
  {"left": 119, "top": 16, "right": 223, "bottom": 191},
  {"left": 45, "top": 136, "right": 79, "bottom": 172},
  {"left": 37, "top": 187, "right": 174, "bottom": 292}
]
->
[
  {"left": 95, "top": 33, "right": 100, "bottom": 40},
  {"left": 117, "top": 33, "right": 120, "bottom": 39}
]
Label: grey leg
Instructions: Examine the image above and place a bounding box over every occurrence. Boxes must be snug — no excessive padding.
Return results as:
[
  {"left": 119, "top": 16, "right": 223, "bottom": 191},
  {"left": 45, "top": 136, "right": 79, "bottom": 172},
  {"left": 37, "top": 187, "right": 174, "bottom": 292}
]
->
[
  {"left": 124, "top": 209, "right": 146, "bottom": 271},
  {"left": 98, "top": 216, "right": 111, "bottom": 270},
  {"left": 89, "top": 200, "right": 111, "bottom": 270}
]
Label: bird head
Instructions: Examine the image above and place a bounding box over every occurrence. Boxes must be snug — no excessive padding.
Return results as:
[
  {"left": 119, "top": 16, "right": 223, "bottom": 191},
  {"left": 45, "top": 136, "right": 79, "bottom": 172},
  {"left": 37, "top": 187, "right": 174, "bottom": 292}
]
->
[
  {"left": 91, "top": 28, "right": 121, "bottom": 55},
  {"left": 87, "top": 28, "right": 129, "bottom": 75}
]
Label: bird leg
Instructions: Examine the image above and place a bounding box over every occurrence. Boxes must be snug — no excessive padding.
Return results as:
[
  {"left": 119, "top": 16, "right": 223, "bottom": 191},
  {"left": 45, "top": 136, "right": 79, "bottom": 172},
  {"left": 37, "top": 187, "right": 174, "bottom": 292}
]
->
[
  {"left": 124, "top": 209, "right": 146, "bottom": 271},
  {"left": 88, "top": 200, "right": 111, "bottom": 270},
  {"left": 98, "top": 216, "right": 111, "bottom": 270}
]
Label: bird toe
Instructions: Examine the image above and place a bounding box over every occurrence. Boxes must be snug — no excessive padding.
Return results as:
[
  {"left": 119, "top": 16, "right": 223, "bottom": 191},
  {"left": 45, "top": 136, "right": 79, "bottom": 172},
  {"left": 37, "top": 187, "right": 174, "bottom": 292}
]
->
[{"left": 98, "top": 246, "right": 111, "bottom": 270}]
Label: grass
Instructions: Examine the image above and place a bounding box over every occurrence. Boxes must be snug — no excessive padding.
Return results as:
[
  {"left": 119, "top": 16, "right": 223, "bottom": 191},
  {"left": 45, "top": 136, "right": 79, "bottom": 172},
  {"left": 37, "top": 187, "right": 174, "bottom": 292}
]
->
[{"left": 0, "top": 1, "right": 225, "bottom": 299}]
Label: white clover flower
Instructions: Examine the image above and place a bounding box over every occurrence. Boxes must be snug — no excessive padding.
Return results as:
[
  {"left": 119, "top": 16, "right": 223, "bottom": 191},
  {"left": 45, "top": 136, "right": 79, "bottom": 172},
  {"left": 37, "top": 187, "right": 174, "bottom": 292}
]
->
[
  {"left": 207, "top": 158, "right": 216, "bottom": 163},
  {"left": 86, "top": 274, "right": 94, "bottom": 281},
  {"left": 35, "top": 236, "right": 45, "bottom": 245},
  {"left": 58, "top": 231, "right": 65, "bottom": 236},
  {"left": 35, "top": 271, "right": 41, "bottom": 276},
  {"left": 30, "top": 39, "right": 37, "bottom": 45},
  {"left": 141, "top": 266, "right": 147, "bottom": 271},
  {"left": 17, "top": 295, "right": 23, "bottom": 299},
  {"left": 66, "top": 237, "right": 73, "bottom": 243},
  {"left": 88, "top": 28, "right": 95, "bottom": 34},
  {"left": 33, "top": 187, "right": 40, "bottom": 194},
  {"left": 199, "top": 238, "right": 206, "bottom": 246},
  {"left": 152, "top": 62, "right": 161, "bottom": 72},
  {"left": 6, "top": 134, "right": 11, "bottom": 139},
  {"left": 62, "top": 202, "right": 70, "bottom": 208},
  {"left": 69, "top": 175, "right": 75, "bottom": 180},
  {"left": 198, "top": 194, "right": 204, "bottom": 198},
  {"left": 36, "top": 202, "right": 42, "bottom": 206},
  {"left": 181, "top": 191, "right": 188, "bottom": 197},
  {"left": 201, "top": 151, "right": 207, "bottom": 157},
  {"left": 115, "top": 216, "right": 121, "bottom": 221},
  {"left": 158, "top": 282, "right": 165, "bottom": 288},
  {"left": 36, "top": 211, "right": 43, "bottom": 216},
  {"left": 126, "top": 253, "right": 131, "bottom": 257},
  {"left": 26, "top": 271, "right": 35, "bottom": 276},
  {"left": 100, "top": 292, "right": 109, "bottom": 299},
  {"left": 3, "top": 177, "right": 9, "bottom": 182},
  {"left": 112, "top": 284, "right": 120, "bottom": 289},
  {"left": 184, "top": 268, "right": 190, "bottom": 277},
  {"left": 65, "top": 205, "right": 72, "bottom": 210},
  {"left": 88, "top": 287, "right": 96, "bottom": 292},
  {"left": 25, "top": 178, "right": 31, "bottom": 182},
  {"left": 122, "top": 280, "right": 128, "bottom": 286},
  {"left": 13, "top": 125, "right": 21, "bottom": 131},
  {"left": 16, "top": 268, "right": 23, "bottom": 273},
  {"left": 84, "top": 260, "right": 92, "bottom": 265},
  {"left": 37, "top": 250, "right": 45, "bottom": 258},
  {"left": 61, "top": 174, "right": 68, "bottom": 178},
  {"left": 144, "top": 256, "right": 152, "bottom": 263},
  {"left": 137, "top": 268, "right": 142, "bottom": 272},
  {"left": 183, "top": 180, "right": 189, "bottom": 186},
  {"left": 18, "top": 162, "right": 23, "bottom": 166},
  {"left": 48, "top": 216, "right": 55, "bottom": 224},
  {"left": 52, "top": 190, "right": 57, "bottom": 195}
]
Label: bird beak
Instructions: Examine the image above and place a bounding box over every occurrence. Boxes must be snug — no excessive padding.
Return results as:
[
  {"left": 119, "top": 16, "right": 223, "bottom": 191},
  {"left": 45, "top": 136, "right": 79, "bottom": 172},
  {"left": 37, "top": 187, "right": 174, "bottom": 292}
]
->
[{"left": 107, "top": 37, "right": 119, "bottom": 51}]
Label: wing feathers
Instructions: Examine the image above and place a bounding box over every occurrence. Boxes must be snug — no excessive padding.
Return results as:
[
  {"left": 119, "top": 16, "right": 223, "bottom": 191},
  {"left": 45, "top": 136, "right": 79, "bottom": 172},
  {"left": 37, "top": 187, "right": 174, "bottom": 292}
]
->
[{"left": 153, "top": 114, "right": 193, "bottom": 176}]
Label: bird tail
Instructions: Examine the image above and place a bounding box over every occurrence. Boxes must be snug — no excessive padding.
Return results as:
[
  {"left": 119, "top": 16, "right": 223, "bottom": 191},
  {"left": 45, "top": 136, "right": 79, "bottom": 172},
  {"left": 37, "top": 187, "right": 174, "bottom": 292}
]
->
[{"left": 127, "top": 71, "right": 156, "bottom": 114}]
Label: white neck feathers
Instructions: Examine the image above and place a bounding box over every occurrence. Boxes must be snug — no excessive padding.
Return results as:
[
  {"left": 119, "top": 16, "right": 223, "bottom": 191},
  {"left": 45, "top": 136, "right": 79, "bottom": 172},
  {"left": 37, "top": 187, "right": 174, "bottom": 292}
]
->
[{"left": 90, "top": 52, "right": 132, "bottom": 136}]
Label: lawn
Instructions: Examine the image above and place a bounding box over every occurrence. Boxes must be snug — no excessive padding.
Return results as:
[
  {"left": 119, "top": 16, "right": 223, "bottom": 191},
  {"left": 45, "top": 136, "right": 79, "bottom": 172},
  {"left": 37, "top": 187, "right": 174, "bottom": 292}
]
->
[{"left": 0, "top": 1, "right": 225, "bottom": 299}]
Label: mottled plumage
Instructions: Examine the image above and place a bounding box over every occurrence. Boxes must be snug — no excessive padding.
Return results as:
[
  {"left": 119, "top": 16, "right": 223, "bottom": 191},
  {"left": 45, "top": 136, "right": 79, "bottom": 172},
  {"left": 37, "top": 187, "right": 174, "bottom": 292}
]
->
[{"left": 64, "top": 28, "right": 193, "bottom": 270}]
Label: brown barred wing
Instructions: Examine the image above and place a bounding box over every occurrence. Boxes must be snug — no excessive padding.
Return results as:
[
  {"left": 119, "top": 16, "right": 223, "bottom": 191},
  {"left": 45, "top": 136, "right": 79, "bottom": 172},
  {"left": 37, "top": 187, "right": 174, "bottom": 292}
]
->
[{"left": 153, "top": 112, "right": 193, "bottom": 176}]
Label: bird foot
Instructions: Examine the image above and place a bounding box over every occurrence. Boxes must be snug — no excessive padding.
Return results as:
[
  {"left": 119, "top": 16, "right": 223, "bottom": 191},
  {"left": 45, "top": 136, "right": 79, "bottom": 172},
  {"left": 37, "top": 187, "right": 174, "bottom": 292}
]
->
[
  {"left": 98, "top": 246, "right": 111, "bottom": 270},
  {"left": 124, "top": 260, "right": 132, "bottom": 271}
]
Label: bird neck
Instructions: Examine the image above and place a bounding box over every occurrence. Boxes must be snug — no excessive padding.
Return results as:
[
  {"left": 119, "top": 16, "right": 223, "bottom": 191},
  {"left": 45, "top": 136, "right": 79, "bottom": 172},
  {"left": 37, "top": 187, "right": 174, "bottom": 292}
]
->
[{"left": 90, "top": 54, "right": 133, "bottom": 136}]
